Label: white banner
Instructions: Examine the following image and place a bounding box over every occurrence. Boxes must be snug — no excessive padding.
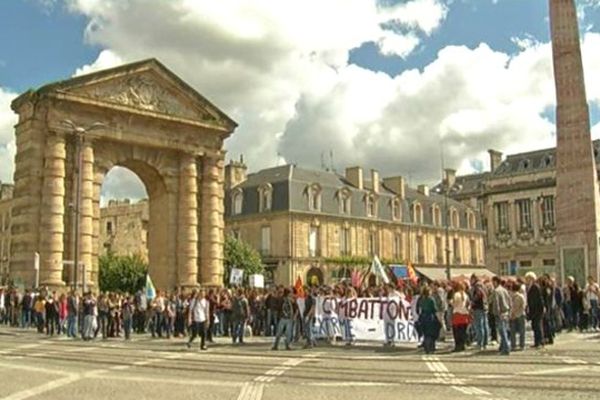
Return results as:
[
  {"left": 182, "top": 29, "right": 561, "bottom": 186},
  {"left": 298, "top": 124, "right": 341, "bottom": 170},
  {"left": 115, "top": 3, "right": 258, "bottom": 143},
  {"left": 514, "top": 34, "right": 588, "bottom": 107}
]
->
[
  {"left": 230, "top": 268, "right": 244, "bottom": 285},
  {"left": 313, "top": 296, "right": 418, "bottom": 343}
]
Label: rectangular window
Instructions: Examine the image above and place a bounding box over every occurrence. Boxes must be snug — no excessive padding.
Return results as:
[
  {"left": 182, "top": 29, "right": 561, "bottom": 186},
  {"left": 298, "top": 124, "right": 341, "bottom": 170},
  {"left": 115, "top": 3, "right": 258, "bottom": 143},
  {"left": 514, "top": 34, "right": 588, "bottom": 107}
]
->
[
  {"left": 453, "top": 238, "right": 461, "bottom": 264},
  {"left": 543, "top": 259, "right": 555, "bottom": 267},
  {"left": 435, "top": 237, "right": 443, "bottom": 263},
  {"left": 309, "top": 226, "right": 319, "bottom": 257},
  {"left": 516, "top": 199, "right": 532, "bottom": 230},
  {"left": 470, "top": 239, "right": 477, "bottom": 265},
  {"left": 416, "top": 236, "right": 424, "bottom": 263},
  {"left": 499, "top": 261, "right": 509, "bottom": 276},
  {"left": 368, "top": 232, "right": 378, "bottom": 256},
  {"left": 542, "top": 196, "right": 555, "bottom": 227},
  {"left": 393, "top": 233, "right": 402, "bottom": 259},
  {"left": 106, "top": 221, "right": 113, "bottom": 235},
  {"left": 261, "top": 226, "right": 271, "bottom": 256},
  {"left": 340, "top": 227, "right": 351, "bottom": 255},
  {"left": 495, "top": 202, "right": 509, "bottom": 232}
]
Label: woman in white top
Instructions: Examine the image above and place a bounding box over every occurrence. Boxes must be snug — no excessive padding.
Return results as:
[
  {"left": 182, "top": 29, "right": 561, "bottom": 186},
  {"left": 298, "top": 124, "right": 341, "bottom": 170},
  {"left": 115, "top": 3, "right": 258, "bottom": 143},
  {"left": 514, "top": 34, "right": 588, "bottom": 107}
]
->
[
  {"left": 451, "top": 282, "right": 470, "bottom": 352},
  {"left": 187, "top": 289, "right": 210, "bottom": 350}
]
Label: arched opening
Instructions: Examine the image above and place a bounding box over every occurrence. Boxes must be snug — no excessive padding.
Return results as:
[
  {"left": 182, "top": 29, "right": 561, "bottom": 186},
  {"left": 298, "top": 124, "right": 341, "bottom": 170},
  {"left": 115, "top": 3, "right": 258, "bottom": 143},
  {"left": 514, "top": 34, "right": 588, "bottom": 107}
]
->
[
  {"left": 97, "top": 160, "right": 170, "bottom": 290},
  {"left": 306, "top": 266, "right": 323, "bottom": 286}
]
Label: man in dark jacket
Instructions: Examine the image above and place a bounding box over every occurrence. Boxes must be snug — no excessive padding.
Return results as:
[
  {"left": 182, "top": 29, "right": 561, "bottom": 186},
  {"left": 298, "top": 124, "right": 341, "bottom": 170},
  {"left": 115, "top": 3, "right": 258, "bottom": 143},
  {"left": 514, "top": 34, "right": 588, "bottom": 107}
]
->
[{"left": 525, "top": 272, "right": 545, "bottom": 348}]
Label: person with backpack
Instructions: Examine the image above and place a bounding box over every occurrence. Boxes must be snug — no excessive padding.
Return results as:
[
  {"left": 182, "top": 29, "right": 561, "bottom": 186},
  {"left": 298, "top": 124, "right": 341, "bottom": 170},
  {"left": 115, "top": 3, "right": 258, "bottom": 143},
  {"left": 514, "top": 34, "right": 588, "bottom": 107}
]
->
[
  {"left": 272, "top": 288, "right": 294, "bottom": 351},
  {"left": 470, "top": 274, "right": 489, "bottom": 350},
  {"left": 231, "top": 288, "right": 250, "bottom": 344}
]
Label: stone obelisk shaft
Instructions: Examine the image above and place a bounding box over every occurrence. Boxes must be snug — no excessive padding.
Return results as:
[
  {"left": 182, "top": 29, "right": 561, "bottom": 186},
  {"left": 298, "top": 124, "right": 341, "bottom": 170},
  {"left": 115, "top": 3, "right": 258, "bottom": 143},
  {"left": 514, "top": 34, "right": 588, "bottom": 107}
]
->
[{"left": 550, "top": 0, "right": 600, "bottom": 283}]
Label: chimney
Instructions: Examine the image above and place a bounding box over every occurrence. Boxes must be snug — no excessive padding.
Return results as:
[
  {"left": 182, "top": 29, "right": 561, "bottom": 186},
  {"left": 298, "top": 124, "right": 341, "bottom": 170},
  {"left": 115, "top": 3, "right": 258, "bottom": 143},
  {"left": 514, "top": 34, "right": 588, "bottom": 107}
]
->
[
  {"left": 225, "top": 157, "right": 248, "bottom": 190},
  {"left": 382, "top": 176, "right": 405, "bottom": 199},
  {"left": 345, "top": 166, "right": 363, "bottom": 190},
  {"left": 488, "top": 149, "right": 503, "bottom": 172},
  {"left": 444, "top": 168, "right": 456, "bottom": 187},
  {"left": 417, "top": 184, "right": 430, "bottom": 196},
  {"left": 371, "top": 169, "right": 380, "bottom": 193}
]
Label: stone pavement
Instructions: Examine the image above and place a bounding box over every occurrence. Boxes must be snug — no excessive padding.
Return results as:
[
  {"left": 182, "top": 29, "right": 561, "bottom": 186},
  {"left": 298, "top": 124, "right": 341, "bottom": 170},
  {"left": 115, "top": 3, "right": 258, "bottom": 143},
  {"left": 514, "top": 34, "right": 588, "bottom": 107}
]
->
[{"left": 0, "top": 327, "right": 599, "bottom": 400}]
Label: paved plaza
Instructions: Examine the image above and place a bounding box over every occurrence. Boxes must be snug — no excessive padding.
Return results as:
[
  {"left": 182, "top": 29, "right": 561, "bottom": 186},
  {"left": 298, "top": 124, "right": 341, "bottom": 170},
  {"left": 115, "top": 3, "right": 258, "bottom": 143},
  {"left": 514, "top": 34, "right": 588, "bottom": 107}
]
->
[{"left": 1, "top": 328, "right": 599, "bottom": 400}]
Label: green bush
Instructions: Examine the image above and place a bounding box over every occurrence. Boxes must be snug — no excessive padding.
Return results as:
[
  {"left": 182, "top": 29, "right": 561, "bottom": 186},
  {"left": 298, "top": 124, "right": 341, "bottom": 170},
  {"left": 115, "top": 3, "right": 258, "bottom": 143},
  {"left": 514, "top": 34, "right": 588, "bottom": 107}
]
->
[
  {"left": 223, "top": 235, "right": 264, "bottom": 286},
  {"left": 98, "top": 252, "right": 148, "bottom": 294}
]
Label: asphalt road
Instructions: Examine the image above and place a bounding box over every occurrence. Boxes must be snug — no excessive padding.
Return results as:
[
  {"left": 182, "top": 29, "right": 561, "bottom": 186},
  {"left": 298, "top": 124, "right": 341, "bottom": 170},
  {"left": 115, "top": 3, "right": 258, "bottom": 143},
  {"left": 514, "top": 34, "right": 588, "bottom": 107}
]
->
[{"left": 1, "top": 327, "right": 599, "bottom": 400}]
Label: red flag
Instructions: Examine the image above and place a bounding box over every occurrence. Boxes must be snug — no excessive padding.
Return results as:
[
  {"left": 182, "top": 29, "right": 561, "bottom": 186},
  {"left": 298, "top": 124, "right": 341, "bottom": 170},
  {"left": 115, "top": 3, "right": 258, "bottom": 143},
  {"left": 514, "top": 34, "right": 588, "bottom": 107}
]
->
[
  {"left": 407, "top": 262, "right": 418, "bottom": 284},
  {"left": 295, "top": 276, "right": 305, "bottom": 298}
]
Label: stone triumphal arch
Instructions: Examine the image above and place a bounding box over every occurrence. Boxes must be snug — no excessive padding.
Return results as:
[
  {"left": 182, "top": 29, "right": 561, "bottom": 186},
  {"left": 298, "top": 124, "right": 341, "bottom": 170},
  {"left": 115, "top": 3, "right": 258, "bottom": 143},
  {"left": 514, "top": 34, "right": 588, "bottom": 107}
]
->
[{"left": 9, "top": 59, "right": 236, "bottom": 290}]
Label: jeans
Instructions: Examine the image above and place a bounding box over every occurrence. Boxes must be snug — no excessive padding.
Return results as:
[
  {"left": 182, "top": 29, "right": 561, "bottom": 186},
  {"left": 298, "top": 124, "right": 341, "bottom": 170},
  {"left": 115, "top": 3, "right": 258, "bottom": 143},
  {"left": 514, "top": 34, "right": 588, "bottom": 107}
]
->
[
  {"left": 188, "top": 321, "right": 207, "bottom": 348},
  {"left": 563, "top": 302, "right": 574, "bottom": 330},
  {"left": 123, "top": 317, "right": 133, "bottom": 340},
  {"left": 497, "top": 317, "right": 510, "bottom": 354},
  {"left": 266, "top": 309, "right": 278, "bottom": 337},
  {"left": 98, "top": 311, "right": 109, "bottom": 339},
  {"left": 232, "top": 319, "right": 246, "bottom": 343},
  {"left": 83, "top": 315, "right": 95, "bottom": 340},
  {"left": 66, "top": 314, "right": 77, "bottom": 337},
  {"left": 304, "top": 316, "right": 315, "bottom": 346},
  {"left": 510, "top": 316, "right": 526, "bottom": 350},
  {"left": 472, "top": 309, "right": 489, "bottom": 348},
  {"left": 21, "top": 309, "right": 31, "bottom": 329},
  {"left": 452, "top": 324, "right": 467, "bottom": 351},
  {"left": 531, "top": 315, "right": 543, "bottom": 347},
  {"left": 590, "top": 299, "right": 599, "bottom": 330},
  {"left": 273, "top": 318, "right": 293, "bottom": 349}
]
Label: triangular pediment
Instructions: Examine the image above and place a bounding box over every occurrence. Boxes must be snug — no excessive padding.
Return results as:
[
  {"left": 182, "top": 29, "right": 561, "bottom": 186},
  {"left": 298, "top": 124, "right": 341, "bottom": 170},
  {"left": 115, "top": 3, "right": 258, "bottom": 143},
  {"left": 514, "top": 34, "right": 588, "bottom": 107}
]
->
[{"left": 40, "top": 59, "right": 236, "bottom": 131}]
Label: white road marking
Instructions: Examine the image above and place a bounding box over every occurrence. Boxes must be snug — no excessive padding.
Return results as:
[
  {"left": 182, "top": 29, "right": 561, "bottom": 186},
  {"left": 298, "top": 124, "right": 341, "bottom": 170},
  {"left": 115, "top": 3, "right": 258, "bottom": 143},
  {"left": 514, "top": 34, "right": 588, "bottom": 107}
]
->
[
  {"left": 520, "top": 366, "right": 590, "bottom": 376},
  {"left": 422, "top": 356, "right": 495, "bottom": 398},
  {"left": 0, "top": 375, "right": 81, "bottom": 400}
]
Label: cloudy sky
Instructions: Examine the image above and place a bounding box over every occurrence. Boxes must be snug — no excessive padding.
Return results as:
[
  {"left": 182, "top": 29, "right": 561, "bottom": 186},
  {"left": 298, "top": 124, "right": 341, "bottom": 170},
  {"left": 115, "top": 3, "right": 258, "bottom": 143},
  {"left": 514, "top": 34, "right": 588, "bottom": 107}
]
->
[{"left": 1, "top": 0, "right": 600, "bottom": 202}]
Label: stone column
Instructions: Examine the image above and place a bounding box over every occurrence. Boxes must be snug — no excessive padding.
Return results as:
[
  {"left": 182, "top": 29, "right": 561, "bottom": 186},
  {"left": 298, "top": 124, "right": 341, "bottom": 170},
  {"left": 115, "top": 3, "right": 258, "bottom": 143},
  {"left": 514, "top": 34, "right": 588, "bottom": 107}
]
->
[
  {"left": 531, "top": 197, "right": 540, "bottom": 241},
  {"left": 91, "top": 170, "right": 104, "bottom": 287},
  {"left": 200, "top": 153, "right": 225, "bottom": 286},
  {"left": 509, "top": 200, "right": 517, "bottom": 241},
  {"left": 178, "top": 153, "right": 199, "bottom": 288},
  {"left": 79, "top": 141, "right": 94, "bottom": 289},
  {"left": 39, "top": 133, "right": 67, "bottom": 287}
]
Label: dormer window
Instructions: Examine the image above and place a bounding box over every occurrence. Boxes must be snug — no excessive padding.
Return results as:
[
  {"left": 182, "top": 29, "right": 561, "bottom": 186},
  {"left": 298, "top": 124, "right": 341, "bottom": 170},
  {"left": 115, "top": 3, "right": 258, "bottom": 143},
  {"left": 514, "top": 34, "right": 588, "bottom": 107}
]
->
[
  {"left": 412, "top": 202, "right": 423, "bottom": 224},
  {"left": 432, "top": 205, "right": 441, "bottom": 226},
  {"left": 541, "top": 155, "right": 553, "bottom": 168},
  {"left": 467, "top": 211, "right": 476, "bottom": 230},
  {"left": 337, "top": 188, "right": 352, "bottom": 214},
  {"left": 306, "top": 183, "right": 322, "bottom": 212},
  {"left": 391, "top": 198, "right": 401, "bottom": 221},
  {"left": 519, "top": 159, "right": 530, "bottom": 170},
  {"left": 365, "top": 193, "right": 378, "bottom": 217},
  {"left": 232, "top": 189, "right": 243, "bottom": 215},
  {"left": 258, "top": 183, "right": 272, "bottom": 212},
  {"left": 450, "top": 208, "right": 460, "bottom": 228}
]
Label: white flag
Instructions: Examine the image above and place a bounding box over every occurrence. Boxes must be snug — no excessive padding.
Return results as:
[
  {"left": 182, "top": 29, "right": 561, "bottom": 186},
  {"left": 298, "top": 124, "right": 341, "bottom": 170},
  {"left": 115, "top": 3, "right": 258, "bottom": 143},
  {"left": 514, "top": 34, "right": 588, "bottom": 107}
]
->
[{"left": 373, "top": 256, "right": 390, "bottom": 284}]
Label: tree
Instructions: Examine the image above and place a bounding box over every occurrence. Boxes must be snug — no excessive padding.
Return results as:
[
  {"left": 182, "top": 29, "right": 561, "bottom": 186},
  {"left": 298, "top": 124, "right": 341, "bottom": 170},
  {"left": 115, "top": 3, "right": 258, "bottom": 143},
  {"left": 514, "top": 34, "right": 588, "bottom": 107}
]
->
[
  {"left": 223, "top": 235, "right": 264, "bottom": 286},
  {"left": 98, "top": 252, "right": 148, "bottom": 293}
]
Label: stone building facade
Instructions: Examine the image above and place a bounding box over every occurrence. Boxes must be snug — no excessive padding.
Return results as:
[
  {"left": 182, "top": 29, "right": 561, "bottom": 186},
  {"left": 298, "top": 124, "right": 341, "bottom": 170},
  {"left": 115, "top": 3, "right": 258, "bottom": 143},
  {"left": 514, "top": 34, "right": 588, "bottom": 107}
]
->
[
  {"left": 8, "top": 59, "right": 235, "bottom": 290},
  {"left": 224, "top": 161, "right": 488, "bottom": 286},
  {"left": 440, "top": 145, "right": 600, "bottom": 282},
  {"left": 0, "top": 183, "right": 13, "bottom": 283},
  {"left": 99, "top": 199, "right": 149, "bottom": 261}
]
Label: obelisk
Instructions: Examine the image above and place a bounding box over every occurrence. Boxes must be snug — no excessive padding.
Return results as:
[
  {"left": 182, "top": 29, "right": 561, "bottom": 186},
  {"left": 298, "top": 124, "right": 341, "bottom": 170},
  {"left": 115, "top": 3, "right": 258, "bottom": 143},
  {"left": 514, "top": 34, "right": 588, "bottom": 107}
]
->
[{"left": 550, "top": 0, "right": 600, "bottom": 284}]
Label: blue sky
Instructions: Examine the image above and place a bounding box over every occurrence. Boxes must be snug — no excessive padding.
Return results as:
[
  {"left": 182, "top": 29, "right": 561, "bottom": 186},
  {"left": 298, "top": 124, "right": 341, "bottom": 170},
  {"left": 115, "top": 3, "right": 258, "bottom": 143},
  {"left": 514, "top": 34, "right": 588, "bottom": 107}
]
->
[{"left": 1, "top": 0, "right": 600, "bottom": 196}]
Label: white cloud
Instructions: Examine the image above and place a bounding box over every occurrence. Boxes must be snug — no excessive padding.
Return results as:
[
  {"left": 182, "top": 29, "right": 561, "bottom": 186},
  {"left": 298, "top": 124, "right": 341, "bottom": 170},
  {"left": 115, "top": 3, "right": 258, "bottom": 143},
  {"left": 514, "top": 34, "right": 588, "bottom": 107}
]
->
[
  {"left": 0, "top": 88, "right": 17, "bottom": 183},
  {"left": 74, "top": 49, "right": 123, "bottom": 76},
  {"left": 100, "top": 166, "right": 148, "bottom": 206}
]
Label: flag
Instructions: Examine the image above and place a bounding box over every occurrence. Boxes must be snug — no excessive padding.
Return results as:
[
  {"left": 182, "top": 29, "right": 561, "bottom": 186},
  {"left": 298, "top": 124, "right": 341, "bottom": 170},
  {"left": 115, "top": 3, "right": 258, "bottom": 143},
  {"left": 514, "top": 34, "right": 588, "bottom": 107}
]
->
[
  {"left": 407, "top": 262, "right": 418, "bottom": 284},
  {"left": 145, "top": 274, "right": 156, "bottom": 300},
  {"left": 351, "top": 269, "right": 361, "bottom": 288},
  {"left": 294, "top": 276, "right": 305, "bottom": 298},
  {"left": 373, "top": 256, "right": 390, "bottom": 285}
]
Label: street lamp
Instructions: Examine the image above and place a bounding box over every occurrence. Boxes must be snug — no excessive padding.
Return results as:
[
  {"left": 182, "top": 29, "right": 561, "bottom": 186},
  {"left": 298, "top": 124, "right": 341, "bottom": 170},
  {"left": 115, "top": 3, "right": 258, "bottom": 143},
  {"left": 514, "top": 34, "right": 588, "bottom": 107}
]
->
[{"left": 62, "top": 119, "right": 105, "bottom": 292}]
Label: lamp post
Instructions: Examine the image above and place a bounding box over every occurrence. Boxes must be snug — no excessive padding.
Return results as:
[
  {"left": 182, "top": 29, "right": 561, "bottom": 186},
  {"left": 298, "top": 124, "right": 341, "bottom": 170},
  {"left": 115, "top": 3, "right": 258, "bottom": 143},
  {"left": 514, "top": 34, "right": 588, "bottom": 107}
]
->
[{"left": 63, "top": 119, "right": 105, "bottom": 292}]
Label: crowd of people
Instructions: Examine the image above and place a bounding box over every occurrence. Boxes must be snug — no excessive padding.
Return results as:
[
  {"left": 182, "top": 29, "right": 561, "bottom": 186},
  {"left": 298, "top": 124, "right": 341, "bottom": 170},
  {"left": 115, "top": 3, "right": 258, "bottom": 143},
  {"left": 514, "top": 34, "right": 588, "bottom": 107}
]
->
[{"left": 0, "top": 272, "right": 598, "bottom": 356}]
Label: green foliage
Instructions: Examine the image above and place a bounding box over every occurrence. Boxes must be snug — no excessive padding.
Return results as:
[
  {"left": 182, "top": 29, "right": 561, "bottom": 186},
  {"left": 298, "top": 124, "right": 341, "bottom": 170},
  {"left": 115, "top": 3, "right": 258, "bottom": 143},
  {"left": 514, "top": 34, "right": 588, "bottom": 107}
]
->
[
  {"left": 98, "top": 252, "right": 148, "bottom": 294},
  {"left": 223, "top": 235, "right": 264, "bottom": 286}
]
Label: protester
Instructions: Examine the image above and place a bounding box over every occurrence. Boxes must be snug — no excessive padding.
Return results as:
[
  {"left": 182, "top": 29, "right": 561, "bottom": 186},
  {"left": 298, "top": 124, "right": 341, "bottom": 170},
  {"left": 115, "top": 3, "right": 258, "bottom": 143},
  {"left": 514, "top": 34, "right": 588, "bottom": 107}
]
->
[
  {"left": 187, "top": 289, "right": 209, "bottom": 351},
  {"left": 491, "top": 277, "right": 511, "bottom": 355},
  {"left": 418, "top": 286, "right": 440, "bottom": 354},
  {"left": 451, "top": 282, "right": 470, "bottom": 352},
  {"left": 525, "top": 272, "right": 545, "bottom": 349},
  {"left": 272, "top": 288, "right": 294, "bottom": 351}
]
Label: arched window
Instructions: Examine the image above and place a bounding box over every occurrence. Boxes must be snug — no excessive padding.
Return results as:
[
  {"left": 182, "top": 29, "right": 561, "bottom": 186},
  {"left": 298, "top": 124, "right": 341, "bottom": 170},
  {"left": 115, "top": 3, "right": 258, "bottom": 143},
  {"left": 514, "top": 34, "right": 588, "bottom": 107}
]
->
[
  {"left": 365, "top": 193, "right": 378, "bottom": 217},
  {"left": 412, "top": 202, "right": 423, "bottom": 224},
  {"left": 391, "top": 198, "right": 401, "bottom": 221},
  {"left": 306, "top": 183, "right": 322, "bottom": 212},
  {"left": 258, "top": 183, "right": 272, "bottom": 212},
  {"left": 541, "top": 155, "right": 553, "bottom": 168},
  {"left": 432, "top": 205, "right": 441, "bottom": 226},
  {"left": 519, "top": 159, "right": 530, "bottom": 170},
  {"left": 337, "top": 188, "right": 352, "bottom": 214},
  {"left": 467, "top": 211, "right": 476, "bottom": 230},
  {"left": 450, "top": 208, "right": 459, "bottom": 228},
  {"left": 232, "top": 189, "right": 243, "bottom": 215}
]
